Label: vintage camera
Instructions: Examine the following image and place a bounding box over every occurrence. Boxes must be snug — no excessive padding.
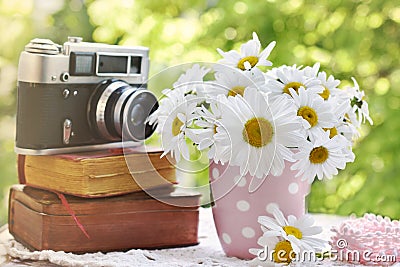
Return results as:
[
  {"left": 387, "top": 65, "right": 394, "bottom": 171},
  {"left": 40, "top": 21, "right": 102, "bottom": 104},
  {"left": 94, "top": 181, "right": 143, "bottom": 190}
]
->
[{"left": 15, "top": 37, "right": 159, "bottom": 155}]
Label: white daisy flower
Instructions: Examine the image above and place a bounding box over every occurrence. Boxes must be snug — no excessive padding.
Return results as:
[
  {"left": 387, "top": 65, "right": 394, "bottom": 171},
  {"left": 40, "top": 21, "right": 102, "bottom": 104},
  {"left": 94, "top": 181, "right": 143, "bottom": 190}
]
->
[
  {"left": 290, "top": 87, "right": 336, "bottom": 140},
  {"left": 148, "top": 64, "right": 210, "bottom": 128},
  {"left": 265, "top": 65, "right": 324, "bottom": 97},
  {"left": 317, "top": 96, "right": 355, "bottom": 162},
  {"left": 291, "top": 129, "right": 352, "bottom": 182},
  {"left": 217, "top": 32, "right": 276, "bottom": 71},
  {"left": 172, "top": 63, "right": 211, "bottom": 96},
  {"left": 303, "top": 61, "right": 346, "bottom": 102},
  {"left": 154, "top": 88, "right": 198, "bottom": 162},
  {"left": 307, "top": 66, "right": 346, "bottom": 102},
  {"left": 265, "top": 64, "right": 302, "bottom": 82},
  {"left": 317, "top": 72, "right": 343, "bottom": 100},
  {"left": 147, "top": 86, "right": 184, "bottom": 129},
  {"left": 205, "top": 67, "right": 265, "bottom": 98},
  {"left": 323, "top": 126, "right": 356, "bottom": 163},
  {"left": 189, "top": 102, "right": 231, "bottom": 163},
  {"left": 302, "top": 62, "right": 320, "bottom": 78},
  {"left": 341, "top": 142, "right": 355, "bottom": 162},
  {"left": 344, "top": 77, "right": 373, "bottom": 126},
  {"left": 336, "top": 120, "right": 360, "bottom": 143},
  {"left": 257, "top": 205, "right": 326, "bottom": 253},
  {"left": 216, "top": 87, "right": 304, "bottom": 178},
  {"left": 320, "top": 105, "right": 356, "bottom": 162},
  {"left": 320, "top": 97, "right": 350, "bottom": 140}
]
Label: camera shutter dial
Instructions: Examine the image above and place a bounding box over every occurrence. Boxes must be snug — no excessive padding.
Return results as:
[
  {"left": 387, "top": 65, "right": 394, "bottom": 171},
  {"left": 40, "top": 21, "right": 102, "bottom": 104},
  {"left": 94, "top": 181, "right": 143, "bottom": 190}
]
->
[{"left": 25, "top": 38, "right": 61, "bottom": 55}]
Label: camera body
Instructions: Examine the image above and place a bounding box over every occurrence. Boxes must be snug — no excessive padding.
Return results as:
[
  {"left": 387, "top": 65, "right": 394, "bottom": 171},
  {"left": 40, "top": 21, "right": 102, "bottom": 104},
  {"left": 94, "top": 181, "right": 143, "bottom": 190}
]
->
[{"left": 16, "top": 37, "right": 158, "bottom": 155}]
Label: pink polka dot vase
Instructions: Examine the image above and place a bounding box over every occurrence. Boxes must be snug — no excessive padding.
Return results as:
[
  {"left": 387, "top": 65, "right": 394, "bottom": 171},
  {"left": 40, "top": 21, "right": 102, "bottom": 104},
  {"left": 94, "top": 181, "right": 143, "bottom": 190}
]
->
[{"left": 209, "top": 160, "right": 311, "bottom": 259}]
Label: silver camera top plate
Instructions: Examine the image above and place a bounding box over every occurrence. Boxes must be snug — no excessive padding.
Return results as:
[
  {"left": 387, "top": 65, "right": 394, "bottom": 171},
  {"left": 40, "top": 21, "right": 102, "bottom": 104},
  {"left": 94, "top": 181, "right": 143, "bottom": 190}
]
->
[{"left": 18, "top": 37, "right": 149, "bottom": 85}]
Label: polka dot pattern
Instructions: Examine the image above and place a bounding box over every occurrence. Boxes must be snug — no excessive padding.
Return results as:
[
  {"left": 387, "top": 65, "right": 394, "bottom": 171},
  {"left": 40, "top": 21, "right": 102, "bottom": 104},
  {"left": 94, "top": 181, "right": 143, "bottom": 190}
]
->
[
  {"left": 241, "top": 227, "right": 255, "bottom": 238},
  {"left": 233, "top": 175, "right": 247, "bottom": 187},
  {"left": 288, "top": 182, "right": 299, "bottom": 194},
  {"left": 208, "top": 160, "right": 311, "bottom": 259},
  {"left": 222, "top": 233, "right": 232, "bottom": 244},
  {"left": 212, "top": 167, "right": 220, "bottom": 179},
  {"left": 266, "top": 203, "right": 279, "bottom": 214},
  {"left": 236, "top": 200, "right": 250, "bottom": 212}
]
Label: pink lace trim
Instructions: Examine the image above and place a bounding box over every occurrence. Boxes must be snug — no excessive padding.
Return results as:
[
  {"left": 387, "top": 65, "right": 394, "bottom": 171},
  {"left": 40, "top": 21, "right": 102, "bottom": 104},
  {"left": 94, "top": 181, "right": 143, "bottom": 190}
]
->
[{"left": 331, "top": 213, "right": 400, "bottom": 266}]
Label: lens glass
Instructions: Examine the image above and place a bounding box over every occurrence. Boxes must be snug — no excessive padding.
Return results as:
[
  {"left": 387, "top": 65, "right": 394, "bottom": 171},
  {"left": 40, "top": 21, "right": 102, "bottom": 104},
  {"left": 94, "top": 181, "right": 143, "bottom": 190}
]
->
[
  {"left": 89, "top": 79, "right": 158, "bottom": 142},
  {"left": 130, "top": 104, "right": 145, "bottom": 126},
  {"left": 123, "top": 91, "right": 158, "bottom": 141}
]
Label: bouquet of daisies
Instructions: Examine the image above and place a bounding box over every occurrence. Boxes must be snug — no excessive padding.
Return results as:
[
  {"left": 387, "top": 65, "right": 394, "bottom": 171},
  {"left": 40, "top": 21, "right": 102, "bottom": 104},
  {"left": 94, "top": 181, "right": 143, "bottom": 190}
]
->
[{"left": 149, "top": 32, "right": 372, "bottom": 183}]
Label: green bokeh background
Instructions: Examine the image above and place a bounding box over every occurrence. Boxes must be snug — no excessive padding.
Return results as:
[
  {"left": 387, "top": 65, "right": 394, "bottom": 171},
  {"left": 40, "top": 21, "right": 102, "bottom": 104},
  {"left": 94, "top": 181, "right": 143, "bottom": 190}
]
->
[{"left": 0, "top": 0, "right": 399, "bottom": 225}]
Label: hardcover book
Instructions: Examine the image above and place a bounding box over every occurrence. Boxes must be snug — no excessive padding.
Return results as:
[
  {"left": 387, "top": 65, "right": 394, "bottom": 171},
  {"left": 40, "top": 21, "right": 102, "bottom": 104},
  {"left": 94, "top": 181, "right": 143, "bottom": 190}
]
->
[
  {"left": 18, "top": 147, "right": 177, "bottom": 197},
  {"left": 8, "top": 185, "right": 200, "bottom": 253}
]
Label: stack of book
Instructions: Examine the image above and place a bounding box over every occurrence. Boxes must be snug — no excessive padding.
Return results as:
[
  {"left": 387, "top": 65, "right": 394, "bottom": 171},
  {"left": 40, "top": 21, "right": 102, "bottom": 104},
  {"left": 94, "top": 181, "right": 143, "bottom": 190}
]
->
[{"left": 8, "top": 147, "right": 201, "bottom": 253}]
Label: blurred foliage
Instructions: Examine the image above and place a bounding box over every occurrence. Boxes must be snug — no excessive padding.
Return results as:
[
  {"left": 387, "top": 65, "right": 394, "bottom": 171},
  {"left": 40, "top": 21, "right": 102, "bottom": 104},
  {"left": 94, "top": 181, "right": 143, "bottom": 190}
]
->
[{"left": 0, "top": 0, "right": 399, "bottom": 225}]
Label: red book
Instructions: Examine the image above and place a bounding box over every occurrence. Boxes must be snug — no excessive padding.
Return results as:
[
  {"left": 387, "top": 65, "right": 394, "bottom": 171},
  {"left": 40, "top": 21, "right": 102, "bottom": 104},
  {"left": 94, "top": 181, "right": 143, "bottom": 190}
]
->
[{"left": 8, "top": 185, "right": 200, "bottom": 253}]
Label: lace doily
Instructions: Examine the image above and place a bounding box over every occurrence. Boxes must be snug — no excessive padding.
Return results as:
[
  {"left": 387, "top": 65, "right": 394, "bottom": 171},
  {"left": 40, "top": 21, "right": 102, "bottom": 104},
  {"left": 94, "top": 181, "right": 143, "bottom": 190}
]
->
[{"left": 3, "top": 209, "right": 400, "bottom": 267}]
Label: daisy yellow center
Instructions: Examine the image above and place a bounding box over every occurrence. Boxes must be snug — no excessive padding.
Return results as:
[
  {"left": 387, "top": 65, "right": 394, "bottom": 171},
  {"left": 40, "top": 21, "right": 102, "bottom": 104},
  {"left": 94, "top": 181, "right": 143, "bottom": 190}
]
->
[
  {"left": 242, "top": 117, "right": 273, "bottom": 148},
  {"left": 172, "top": 116, "right": 183, "bottom": 136},
  {"left": 273, "top": 240, "right": 295, "bottom": 264},
  {"left": 323, "top": 127, "right": 338, "bottom": 138},
  {"left": 283, "top": 82, "right": 305, "bottom": 96},
  {"left": 319, "top": 87, "right": 330, "bottom": 100},
  {"left": 228, "top": 86, "right": 246, "bottom": 97},
  {"left": 297, "top": 106, "right": 318, "bottom": 127},
  {"left": 309, "top": 146, "right": 329, "bottom": 164},
  {"left": 237, "top": 56, "right": 259, "bottom": 70},
  {"left": 283, "top": 226, "right": 303, "bottom": 239}
]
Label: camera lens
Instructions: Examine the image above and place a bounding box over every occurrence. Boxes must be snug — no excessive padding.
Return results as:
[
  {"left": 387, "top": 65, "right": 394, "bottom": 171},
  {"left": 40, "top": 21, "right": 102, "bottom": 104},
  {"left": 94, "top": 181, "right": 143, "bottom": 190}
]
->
[
  {"left": 88, "top": 79, "right": 158, "bottom": 142},
  {"left": 123, "top": 91, "right": 158, "bottom": 141},
  {"left": 130, "top": 104, "right": 145, "bottom": 126}
]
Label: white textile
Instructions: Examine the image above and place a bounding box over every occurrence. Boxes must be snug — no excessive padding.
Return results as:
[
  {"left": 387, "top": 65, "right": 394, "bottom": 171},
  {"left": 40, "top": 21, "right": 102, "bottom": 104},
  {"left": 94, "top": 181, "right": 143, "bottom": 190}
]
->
[{"left": 3, "top": 209, "right": 394, "bottom": 267}]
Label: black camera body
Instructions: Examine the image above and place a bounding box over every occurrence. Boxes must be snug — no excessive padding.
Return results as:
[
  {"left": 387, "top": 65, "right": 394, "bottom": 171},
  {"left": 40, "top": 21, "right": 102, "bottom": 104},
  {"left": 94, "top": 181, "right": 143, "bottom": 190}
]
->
[{"left": 15, "top": 37, "right": 158, "bottom": 155}]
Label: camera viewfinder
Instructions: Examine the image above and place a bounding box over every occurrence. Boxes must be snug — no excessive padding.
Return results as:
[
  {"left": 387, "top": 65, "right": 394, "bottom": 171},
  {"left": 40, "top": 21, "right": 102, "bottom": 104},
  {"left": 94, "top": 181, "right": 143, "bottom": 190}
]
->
[{"left": 69, "top": 52, "right": 95, "bottom": 76}]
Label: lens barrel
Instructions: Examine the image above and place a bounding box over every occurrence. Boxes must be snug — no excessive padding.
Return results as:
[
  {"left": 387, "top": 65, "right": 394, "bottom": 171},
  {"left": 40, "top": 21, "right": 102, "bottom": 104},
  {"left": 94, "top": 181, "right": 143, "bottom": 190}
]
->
[{"left": 89, "top": 79, "right": 158, "bottom": 142}]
